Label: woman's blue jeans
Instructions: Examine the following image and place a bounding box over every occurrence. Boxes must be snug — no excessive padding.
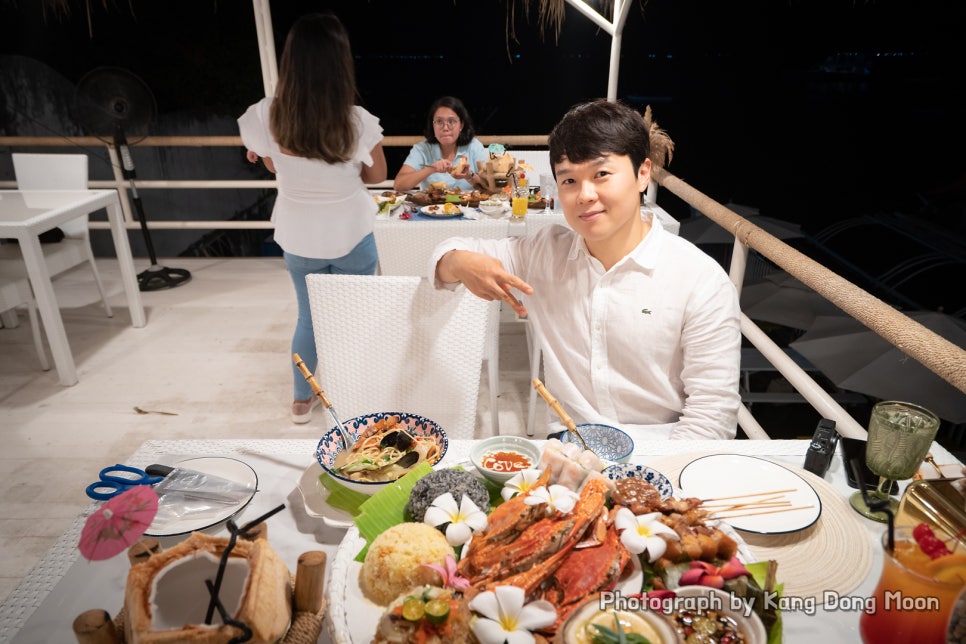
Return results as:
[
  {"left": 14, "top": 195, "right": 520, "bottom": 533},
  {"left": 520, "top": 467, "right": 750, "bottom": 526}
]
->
[{"left": 284, "top": 233, "right": 378, "bottom": 400}]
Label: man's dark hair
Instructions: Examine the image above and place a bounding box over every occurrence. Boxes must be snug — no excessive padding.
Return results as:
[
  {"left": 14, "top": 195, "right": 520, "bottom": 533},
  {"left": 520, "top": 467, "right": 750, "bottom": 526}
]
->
[{"left": 548, "top": 99, "right": 650, "bottom": 175}]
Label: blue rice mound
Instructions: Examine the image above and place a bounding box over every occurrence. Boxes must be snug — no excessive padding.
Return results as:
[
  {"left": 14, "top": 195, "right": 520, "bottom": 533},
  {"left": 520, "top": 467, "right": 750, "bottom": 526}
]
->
[{"left": 405, "top": 468, "right": 489, "bottom": 522}]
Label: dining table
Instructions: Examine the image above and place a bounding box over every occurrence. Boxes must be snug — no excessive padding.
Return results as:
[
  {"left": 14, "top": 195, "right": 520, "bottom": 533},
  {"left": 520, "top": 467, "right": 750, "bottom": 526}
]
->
[
  {"left": 1, "top": 437, "right": 961, "bottom": 643},
  {"left": 0, "top": 189, "right": 145, "bottom": 386}
]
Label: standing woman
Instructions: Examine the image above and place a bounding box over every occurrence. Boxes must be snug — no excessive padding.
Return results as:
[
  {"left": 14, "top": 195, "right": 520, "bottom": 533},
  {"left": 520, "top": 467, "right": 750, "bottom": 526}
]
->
[
  {"left": 393, "top": 96, "right": 487, "bottom": 192},
  {"left": 238, "top": 13, "right": 387, "bottom": 423}
]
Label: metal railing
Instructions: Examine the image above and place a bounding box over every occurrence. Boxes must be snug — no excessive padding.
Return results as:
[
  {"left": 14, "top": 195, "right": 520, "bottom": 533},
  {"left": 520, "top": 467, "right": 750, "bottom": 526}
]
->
[{"left": 3, "top": 134, "right": 964, "bottom": 440}]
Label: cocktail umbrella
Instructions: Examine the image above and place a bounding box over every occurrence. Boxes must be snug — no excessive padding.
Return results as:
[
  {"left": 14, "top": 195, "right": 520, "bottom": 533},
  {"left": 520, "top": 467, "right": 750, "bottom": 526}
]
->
[
  {"left": 740, "top": 271, "right": 846, "bottom": 330},
  {"left": 790, "top": 312, "right": 966, "bottom": 423},
  {"left": 78, "top": 485, "right": 159, "bottom": 561}
]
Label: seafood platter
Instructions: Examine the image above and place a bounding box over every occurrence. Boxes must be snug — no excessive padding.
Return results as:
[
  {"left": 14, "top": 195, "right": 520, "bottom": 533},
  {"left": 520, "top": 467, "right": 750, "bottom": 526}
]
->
[{"left": 317, "top": 437, "right": 780, "bottom": 644}]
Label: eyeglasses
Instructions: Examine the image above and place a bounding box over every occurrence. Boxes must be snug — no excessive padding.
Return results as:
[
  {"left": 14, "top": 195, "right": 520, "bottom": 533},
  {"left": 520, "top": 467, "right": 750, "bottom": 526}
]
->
[{"left": 433, "top": 118, "right": 460, "bottom": 129}]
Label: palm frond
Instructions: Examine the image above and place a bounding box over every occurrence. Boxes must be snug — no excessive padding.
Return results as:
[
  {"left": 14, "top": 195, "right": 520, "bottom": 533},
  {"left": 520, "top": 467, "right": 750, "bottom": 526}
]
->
[{"left": 643, "top": 104, "right": 674, "bottom": 168}]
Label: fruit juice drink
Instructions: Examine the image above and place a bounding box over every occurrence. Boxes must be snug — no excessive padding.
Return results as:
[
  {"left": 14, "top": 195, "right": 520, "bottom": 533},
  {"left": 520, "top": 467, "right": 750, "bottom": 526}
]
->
[{"left": 860, "top": 527, "right": 966, "bottom": 643}]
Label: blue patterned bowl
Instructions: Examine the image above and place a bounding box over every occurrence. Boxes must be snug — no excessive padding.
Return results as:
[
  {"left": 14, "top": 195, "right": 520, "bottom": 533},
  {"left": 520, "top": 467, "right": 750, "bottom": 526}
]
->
[
  {"left": 602, "top": 463, "right": 673, "bottom": 500},
  {"left": 559, "top": 423, "right": 634, "bottom": 463},
  {"left": 315, "top": 411, "right": 448, "bottom": 495}
]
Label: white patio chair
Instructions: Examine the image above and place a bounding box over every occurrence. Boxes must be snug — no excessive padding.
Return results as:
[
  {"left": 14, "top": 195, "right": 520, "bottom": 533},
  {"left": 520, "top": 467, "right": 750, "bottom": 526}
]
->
[
  {"left": 0, "top": 270, "right": 49, "bottom": 371},
  {"left": 373, "top": 218, "right": 508, "bottom": 434},
  {"left": 1, "top": 153, "right": 112, "bottom": 317},
  {"left": 305, "top": 274, "right": 490, "bottom": 440}
]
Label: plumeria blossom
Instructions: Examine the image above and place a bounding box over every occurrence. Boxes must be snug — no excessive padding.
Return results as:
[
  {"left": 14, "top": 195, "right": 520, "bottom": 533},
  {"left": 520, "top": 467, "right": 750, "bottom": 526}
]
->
[
  {"left": 523, "top": 484, "right": 580, "bottom": 515},
  {"left": 424, "top": 492, "right": 488, "bottom": 547},
  {"left": 501, "top": 469, "right": 544, "bottom": 502},
  {"left": 679, "top": 557, "right": 751, "bottom": 589},
  {"left": 613, "top": 508, "right": 680, "bottom": 562},
  {"left": 422, "top": 553, "right": 470, "bottom": 591},
  {"left": 469, "top": 585, "right": 556, "bottom": 644}
]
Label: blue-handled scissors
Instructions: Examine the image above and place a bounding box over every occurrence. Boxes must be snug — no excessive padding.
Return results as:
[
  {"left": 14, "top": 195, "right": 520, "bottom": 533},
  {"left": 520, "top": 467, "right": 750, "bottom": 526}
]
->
[{"left": 85, "top": 464, "right": 164, "bottom": 501}]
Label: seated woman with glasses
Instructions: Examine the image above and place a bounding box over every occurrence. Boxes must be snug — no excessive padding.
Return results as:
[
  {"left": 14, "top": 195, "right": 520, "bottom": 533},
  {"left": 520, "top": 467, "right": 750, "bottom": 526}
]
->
[{"left": 393, "top": 96, "right": 488, "bottom": 192}]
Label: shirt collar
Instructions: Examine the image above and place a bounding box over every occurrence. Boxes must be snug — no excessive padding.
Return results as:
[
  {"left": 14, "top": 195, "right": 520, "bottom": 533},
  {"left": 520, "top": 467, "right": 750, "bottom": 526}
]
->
[{"left": 571, "top": 209, "right": 663, "bottom": 269}]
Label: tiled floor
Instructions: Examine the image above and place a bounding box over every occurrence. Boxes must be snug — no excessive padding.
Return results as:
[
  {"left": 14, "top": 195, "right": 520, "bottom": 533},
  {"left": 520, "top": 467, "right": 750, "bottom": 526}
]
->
[{"left": 0, "top": 257, "right": 537, "bottom": 604}]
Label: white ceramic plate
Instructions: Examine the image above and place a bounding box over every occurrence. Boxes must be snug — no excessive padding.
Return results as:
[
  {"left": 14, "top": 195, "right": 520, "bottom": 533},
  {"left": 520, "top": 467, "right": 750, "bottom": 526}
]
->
[
  {"left": 420, "top": 204, "right": 462, "bottom": 218},
  {"left": 145, "top": 457, "right": 258, "bottom": 537},
  {"left": 297, "top": 461, "right": 355, "bottom": 529},
  {"left": 678, "top": 454, "right": 822, "bottom": 534}
]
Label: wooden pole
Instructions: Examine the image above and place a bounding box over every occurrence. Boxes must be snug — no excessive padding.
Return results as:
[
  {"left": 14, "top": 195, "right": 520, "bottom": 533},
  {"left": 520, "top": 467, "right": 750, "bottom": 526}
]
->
[
  {"left": 294, "top": 551, "right": 327, "bottom": 614},
  {"left": 72, "top": 609, "right": 121, "bottom": 644}
]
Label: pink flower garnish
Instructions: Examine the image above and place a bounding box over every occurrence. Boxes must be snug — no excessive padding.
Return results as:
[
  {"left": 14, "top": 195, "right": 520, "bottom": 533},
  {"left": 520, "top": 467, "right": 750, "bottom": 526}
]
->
[
  {"left": 679, "top": 557, "right": 751, "bottom": 589},
  {"left": 422, "top": 553, "right": 470, "bottom": 590}
]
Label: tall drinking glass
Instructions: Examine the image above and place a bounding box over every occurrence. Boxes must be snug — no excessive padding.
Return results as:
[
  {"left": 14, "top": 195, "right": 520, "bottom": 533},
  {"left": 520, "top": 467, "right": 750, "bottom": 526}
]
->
[
  {"left": 850, "top": 400, "right": 940, "bottom": 521},
  {"left": 860, "top": 526, "right": 966, "bottom": 643},
  {"left": 540, "top": 173, "right": 557, "bottom": 214}
]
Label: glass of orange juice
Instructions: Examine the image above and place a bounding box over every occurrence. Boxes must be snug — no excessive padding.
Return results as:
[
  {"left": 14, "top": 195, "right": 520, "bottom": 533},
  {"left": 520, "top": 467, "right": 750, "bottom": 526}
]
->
[
  {"left": 511, "top": 184, "right": 529, "bottom": 220},
  {"left": 860, "top": 526, "right": 966, "bottom": 643}
]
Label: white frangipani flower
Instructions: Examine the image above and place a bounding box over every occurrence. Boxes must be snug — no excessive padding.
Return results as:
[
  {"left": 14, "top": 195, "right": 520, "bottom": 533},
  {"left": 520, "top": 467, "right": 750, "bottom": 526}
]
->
[
  {"left": 613, "top": 508, "right": 680, "bottom": 562},
  {"left": 523, "top": 484, "right": 580, "bottom": 515},
  {"left": 469, "top": 585, "right": 556, "bottom": 644},
  {"left": 424, "top": 492, "right": 488, "bottom": 547},
  {"left": 501, "top": 469, "right": 544, "bottom": 502}
]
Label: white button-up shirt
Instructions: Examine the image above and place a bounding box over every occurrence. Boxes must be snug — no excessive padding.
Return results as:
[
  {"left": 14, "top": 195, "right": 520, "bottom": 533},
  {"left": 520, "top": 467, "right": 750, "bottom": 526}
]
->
[{"left": 431, "top": 211, "right": 741, "bottom": 439}]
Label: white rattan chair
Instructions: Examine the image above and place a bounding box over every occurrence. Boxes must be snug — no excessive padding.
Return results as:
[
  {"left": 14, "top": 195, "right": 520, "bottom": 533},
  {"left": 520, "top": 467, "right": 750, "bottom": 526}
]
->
[
  {"left": 1, "top": 153, "right": 112, "bottom": 317},
  {"left": 305, "top": 274, "right": 490, "bottom": 440},
  {"left": 373, "top": 218, "right": 508, "bottom": 434},
  {"left": 0, "top": 271, "right": 49, "bottom": 370}
]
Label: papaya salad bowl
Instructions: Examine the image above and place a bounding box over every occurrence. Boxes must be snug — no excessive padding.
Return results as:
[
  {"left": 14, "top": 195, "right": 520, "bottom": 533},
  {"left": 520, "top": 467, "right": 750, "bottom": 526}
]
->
[{"left": 315, "top": 411, "right": 448, "bottom": 495}]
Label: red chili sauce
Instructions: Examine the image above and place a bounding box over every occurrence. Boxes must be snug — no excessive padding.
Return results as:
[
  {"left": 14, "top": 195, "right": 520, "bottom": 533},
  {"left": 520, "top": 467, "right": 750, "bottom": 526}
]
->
[{"left": 480, "top": 449, "right": 532, "bottom": 473}]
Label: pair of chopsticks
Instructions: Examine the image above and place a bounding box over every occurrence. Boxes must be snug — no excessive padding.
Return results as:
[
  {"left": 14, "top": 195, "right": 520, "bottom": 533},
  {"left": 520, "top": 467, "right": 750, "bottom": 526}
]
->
[{"left": 702, "top": 488, "right": 815, "bottom": 520}]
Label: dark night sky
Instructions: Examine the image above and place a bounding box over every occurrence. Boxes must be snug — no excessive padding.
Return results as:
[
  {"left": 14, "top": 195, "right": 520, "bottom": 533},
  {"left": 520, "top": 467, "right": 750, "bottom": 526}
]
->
[{"left": 2, "top": 0, "right": 965, "bottom": 232}]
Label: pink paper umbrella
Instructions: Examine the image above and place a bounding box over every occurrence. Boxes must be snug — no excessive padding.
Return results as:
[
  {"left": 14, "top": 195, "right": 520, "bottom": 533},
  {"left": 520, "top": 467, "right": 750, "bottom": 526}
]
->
[{"left": 79, "top": 485, "right": 159, "bottom": 561}]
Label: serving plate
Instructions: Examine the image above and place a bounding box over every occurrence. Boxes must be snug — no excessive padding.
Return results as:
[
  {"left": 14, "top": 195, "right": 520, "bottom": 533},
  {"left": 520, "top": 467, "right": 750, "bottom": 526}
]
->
[
  {"left": 678, "top": 454, "right": 822, "bottom": 534},
  {"left": 297, "top": 461, "right": 354, "bottom": 529},
  {"left": 145, "top": 457, "right": 258, "bottom": 537},
  {"left": 326, "top": 525, "right": 650, "bottom": 644},
  {"left": 420, "top": 204, "right": 463, "bottom": 218}
]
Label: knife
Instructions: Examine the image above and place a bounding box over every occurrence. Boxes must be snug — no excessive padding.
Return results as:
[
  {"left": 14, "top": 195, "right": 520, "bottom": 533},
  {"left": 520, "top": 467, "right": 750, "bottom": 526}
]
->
[{"left": 146, "top": 463, "right": 255, "bottom": 504}]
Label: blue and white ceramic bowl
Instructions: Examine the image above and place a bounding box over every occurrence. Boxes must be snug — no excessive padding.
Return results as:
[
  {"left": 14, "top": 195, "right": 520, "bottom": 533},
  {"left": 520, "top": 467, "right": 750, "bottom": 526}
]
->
[
  {"left": 602, "top": 463, "right": 673, "bottom": 500},
  {"left": 559, "top": 423, "right": 634, "bottom": 463},
  {"left": 315, "top": 411, "right": 447, "bottom": 495}
]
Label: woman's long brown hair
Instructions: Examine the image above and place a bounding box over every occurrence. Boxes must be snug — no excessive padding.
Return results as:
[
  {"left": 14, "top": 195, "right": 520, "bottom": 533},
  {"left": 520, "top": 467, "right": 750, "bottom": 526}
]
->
[{"left": 270, "top": 13, "right": 357, "bottom": 163}]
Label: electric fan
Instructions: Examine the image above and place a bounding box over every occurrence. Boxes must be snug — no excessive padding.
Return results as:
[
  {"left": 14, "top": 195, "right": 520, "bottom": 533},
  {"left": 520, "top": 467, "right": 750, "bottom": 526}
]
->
[{"left": 74, "top": 66, "right": 191, "bottom": 291}]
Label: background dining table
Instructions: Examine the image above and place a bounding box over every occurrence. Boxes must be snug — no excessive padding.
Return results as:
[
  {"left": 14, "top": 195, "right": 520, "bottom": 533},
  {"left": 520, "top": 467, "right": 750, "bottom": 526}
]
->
[
  {"left": 0, "top": 189, "right": 145, "bottom": 386},
  {"left": 1, "top": 437, "right": 960, "bottom": 643}
]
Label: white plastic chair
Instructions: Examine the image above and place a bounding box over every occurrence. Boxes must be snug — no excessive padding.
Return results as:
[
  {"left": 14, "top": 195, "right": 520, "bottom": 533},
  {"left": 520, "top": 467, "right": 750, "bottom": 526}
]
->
[
  {"left": 373, "top": 218, "right": 508, "bottom": 434},
  {"left": 0, "top": 271, "right": 49, "bottom": 370},
  {"left": 0, "top": 153, "right": 112, "bottom": 317},
  {"left": 305, "top": 274, "right": 490, "bottom": 440}
]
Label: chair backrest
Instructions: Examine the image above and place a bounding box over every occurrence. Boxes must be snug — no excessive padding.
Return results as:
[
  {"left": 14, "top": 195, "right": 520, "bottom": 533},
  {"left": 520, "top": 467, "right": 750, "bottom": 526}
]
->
[
  {"left": 374, "top": 218, "right": 509, "bottom": 276},
  {"left": 12, "top": 153, "right": 90, "bottom": 238},
  {"left": 306, "top": 274, "right": 489, "bottom": 439},
  {"left": 514, "top": 150, "right": 552, "bottom": 182}
]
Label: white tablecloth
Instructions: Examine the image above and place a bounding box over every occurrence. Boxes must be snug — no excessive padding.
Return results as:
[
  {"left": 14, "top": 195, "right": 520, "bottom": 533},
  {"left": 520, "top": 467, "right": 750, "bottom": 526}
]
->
[{"left": 1, "top": 438, "right": 960, "bottom": 643}]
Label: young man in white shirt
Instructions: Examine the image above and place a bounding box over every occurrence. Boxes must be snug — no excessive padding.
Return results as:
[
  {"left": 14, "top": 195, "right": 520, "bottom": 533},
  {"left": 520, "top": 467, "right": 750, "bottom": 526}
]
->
[{"left": 431, "top": 99, "right": 741, "bottom": 439}]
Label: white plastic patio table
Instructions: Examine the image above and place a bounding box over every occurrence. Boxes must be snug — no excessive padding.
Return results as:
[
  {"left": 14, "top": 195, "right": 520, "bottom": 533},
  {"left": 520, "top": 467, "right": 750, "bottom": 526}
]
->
[
  {"left": 2, "top": 438, "right": 960, "bottom": 643},
  {"left": 0, "top": 190, "right": 145, "bottom": 385}
]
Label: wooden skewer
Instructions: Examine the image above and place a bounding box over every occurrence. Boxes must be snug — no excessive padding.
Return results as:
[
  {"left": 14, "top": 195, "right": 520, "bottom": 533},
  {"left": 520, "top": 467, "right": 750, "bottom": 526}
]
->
[
  {"left": 702, "top": 489, "right": 797, "bottom": 503},
  {"left": 704, "top": 500, "right": 793, "bottom": 511},
  {"left": 702, "top": 494, "right": 789, "bottom": 509},
  {"left": 713, "top": 505, "right": 815, "bottom": 519}
]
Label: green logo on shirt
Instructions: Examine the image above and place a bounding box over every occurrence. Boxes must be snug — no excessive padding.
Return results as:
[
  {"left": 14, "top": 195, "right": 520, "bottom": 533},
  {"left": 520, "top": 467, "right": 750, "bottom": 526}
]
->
[{"left": 641, "top": 308, "right": 652, "bottom": 315}]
